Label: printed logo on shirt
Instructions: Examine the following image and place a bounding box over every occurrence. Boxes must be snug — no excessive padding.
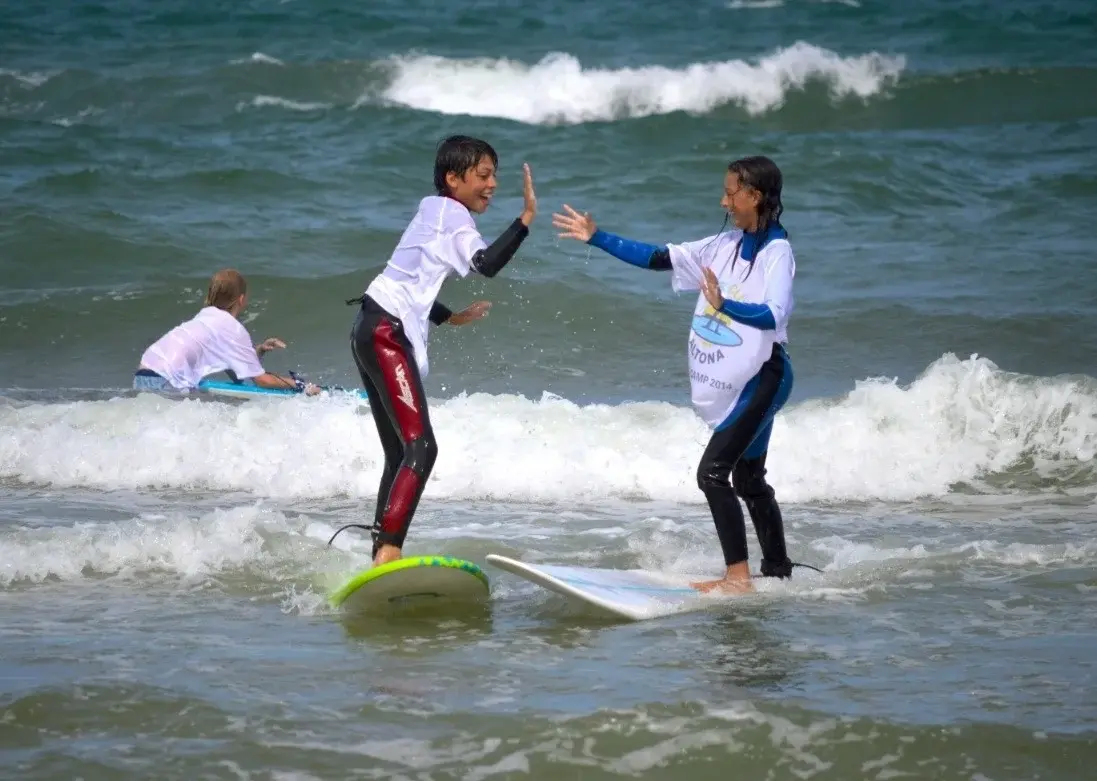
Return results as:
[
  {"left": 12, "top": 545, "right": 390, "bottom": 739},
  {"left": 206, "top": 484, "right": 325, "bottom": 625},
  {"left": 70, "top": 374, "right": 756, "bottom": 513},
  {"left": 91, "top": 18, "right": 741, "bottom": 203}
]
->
[
  {"left": 689, "top": 337, "right": 726, "bottom": 365},
  {"left": 393, "top": 363, "right": 418, "bottom": 412},
  {"left": 690, "top": 305, "right": 742, "bottom": 351}
]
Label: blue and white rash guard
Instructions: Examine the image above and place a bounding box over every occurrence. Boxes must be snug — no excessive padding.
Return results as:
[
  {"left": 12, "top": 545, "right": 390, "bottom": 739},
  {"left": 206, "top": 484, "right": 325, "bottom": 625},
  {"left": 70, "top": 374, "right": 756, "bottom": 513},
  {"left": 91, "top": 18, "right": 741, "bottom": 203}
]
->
[{"left": 588, "top": 223, "right": 795, "bottom": 427}]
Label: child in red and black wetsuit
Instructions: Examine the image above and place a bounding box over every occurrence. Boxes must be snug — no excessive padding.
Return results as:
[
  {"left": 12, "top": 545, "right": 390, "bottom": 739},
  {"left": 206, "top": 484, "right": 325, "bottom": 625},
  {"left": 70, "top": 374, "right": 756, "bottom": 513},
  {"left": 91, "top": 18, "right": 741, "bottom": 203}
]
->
[{"left": 335, "top": 135, "right": 537, "bottom": 566}]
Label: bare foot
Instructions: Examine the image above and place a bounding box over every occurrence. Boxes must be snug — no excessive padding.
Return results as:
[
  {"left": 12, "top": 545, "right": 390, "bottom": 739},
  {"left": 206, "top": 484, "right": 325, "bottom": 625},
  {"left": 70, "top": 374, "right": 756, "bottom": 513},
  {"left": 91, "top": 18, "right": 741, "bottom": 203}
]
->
[
  {"left": 690, "top": 561, "right": 754, "bottom": 594},
  {"left": 690, "top": 576, "right": 754, "bottom": 594},
  {"left": 373, "top": 544, "right": 402, "bottom": 567}
]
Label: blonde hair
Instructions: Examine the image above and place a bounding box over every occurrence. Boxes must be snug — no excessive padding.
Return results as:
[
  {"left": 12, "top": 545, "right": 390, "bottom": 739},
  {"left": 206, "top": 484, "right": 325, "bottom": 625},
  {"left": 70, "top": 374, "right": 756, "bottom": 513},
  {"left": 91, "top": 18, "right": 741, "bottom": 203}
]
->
[{"left": 204, "top": 268, "right": 247, "bottom": 310}]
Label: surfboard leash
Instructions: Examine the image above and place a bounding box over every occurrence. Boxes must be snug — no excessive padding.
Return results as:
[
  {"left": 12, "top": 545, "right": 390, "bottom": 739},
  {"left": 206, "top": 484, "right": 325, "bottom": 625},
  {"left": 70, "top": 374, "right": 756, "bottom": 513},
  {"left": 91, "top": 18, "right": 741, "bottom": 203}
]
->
[
  {"left": 791, "top": 561, "right": 825, "bottom": 573},
  {"left": 751, "top": 560, "right": 825, "bottom": 579},
  {"left": 326, "top": 523, "right": 376, "bottom": 546}
]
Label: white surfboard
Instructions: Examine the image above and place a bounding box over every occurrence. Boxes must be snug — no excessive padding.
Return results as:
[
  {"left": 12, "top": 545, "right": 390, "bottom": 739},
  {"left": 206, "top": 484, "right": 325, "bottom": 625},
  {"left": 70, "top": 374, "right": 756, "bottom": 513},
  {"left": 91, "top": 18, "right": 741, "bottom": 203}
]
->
[
  {"left": 330, "top": 555, "right": 490, "bottom": 616},
  {"left": 486, "top": 554, "right": 712, "bottom": 621}
]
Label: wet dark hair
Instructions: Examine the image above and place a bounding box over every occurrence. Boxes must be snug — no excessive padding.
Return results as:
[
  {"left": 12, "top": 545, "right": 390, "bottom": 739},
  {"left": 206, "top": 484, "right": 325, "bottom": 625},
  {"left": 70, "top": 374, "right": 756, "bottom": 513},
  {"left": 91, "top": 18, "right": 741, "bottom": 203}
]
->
[
  {"left": 705, "top": 155, "right": 785, "bottom": 281},
  {"left": 728, "top": 155, "right": 784, "bottom": 236},
  {"left": 433, "top": 135, "right": 499, "bottom": 196}
]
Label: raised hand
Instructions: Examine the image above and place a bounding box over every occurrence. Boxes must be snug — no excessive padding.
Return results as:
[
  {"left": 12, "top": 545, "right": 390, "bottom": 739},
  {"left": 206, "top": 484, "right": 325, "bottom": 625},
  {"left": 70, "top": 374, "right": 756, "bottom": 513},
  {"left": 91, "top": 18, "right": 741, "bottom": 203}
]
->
[
  {"left": 551, "top": 204, "right": 597, "bottom": 242},
  {"left": 700, "top": 267, "right": 724, "bottom": 310},
  {"left": 256, "top": 337, "right": 286, "bottom": 357},
  {"left": 519, "top": 163, "right": 536, "bottom": 226}
]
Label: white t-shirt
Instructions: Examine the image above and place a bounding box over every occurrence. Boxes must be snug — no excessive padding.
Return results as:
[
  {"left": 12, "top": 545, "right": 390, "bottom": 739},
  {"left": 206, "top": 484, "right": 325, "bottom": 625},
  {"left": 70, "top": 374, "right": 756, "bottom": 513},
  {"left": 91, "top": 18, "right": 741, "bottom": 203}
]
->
[
  {"left": 139, "top": 306, "right": 266, "bottom": 390},
  {"left": 364, "top": 196, "right": 487, "bottom": 378},
  {"left": 666, "top": 230, "right": 795, "bottom": 428}
]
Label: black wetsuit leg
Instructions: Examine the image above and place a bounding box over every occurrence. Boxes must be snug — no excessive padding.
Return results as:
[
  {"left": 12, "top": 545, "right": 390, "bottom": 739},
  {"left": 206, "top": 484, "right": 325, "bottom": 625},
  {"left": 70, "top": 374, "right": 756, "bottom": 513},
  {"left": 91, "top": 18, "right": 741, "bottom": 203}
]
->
[{"left": 696, "top": 343, "right": 794, "bottom": 576}]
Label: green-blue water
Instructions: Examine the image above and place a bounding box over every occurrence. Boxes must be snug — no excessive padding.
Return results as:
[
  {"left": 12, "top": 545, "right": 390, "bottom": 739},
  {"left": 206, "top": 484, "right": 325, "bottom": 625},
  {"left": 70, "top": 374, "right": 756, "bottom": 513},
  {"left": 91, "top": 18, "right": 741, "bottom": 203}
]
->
[{"left": 2, "top": 1, "right": 1096, "bottom": 778}]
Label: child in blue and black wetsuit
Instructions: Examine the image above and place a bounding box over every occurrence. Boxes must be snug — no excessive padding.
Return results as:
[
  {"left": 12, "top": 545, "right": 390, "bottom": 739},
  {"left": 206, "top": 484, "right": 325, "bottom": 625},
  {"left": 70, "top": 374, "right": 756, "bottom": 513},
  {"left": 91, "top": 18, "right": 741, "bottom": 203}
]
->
[{"left": 553, "top": 156, "right": 815, "bottom": 593}]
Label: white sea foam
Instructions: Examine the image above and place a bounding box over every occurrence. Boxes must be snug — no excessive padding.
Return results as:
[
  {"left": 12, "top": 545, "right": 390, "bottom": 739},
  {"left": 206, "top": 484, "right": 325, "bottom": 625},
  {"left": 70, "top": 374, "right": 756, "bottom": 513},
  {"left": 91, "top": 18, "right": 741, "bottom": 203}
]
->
[
  {"left": 370, "top": 42, "right": 904, "bottom": 124},
  {"left": 1, "top": 354, "right": 1092, "bottom": 505}
]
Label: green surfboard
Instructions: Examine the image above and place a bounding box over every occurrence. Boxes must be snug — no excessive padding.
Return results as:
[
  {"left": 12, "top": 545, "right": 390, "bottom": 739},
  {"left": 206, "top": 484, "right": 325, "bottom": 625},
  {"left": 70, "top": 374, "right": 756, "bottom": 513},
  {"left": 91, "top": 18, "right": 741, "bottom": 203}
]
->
[{"left": 329, "top": 555, "right": 490, "bottom": 615}]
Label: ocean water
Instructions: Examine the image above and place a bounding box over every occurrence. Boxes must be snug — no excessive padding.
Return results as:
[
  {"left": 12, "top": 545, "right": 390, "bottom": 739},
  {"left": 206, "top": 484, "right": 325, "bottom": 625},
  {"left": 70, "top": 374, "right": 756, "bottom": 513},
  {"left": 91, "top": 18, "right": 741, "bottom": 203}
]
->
[{"left": 2, "top": 0, "right": 1096, "bottom": 778}]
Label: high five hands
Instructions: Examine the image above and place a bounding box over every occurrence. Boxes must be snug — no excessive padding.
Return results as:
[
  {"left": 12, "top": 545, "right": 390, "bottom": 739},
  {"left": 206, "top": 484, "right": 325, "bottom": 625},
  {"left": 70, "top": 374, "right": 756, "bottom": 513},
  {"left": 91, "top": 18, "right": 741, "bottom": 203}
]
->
[
  {"left": 552, "top": 204, "right": 725, "bottom": 310},
  {"left": 551, "top": 204, "right": 597, "bottom": 242}
]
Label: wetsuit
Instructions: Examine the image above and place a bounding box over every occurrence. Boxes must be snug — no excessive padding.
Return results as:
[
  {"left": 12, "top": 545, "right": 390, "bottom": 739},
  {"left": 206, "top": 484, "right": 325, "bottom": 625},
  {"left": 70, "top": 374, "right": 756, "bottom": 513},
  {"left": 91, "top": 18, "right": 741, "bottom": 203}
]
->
[
  {"left": 345, "top": 196, "right": 528, "bottom": 556},
  {"left": 587, "top": 223, "right": 796, "bottom": 577}
]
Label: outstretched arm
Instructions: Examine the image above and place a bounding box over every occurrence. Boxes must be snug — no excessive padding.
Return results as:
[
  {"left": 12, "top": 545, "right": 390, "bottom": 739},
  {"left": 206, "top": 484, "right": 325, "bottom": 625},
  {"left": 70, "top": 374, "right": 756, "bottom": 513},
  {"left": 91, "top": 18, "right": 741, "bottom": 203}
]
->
[
  {"left": 555, "top": 205, "right": 728, "bottom": 292},
  {"left": 553, "top": 205, "right": 672, "bottom": 271},
  {"left": 430, "top": 300, "right": 491, "bottom": 326},
  {"left": 586, "top": 229, "right": 672, "bottom": 270}
]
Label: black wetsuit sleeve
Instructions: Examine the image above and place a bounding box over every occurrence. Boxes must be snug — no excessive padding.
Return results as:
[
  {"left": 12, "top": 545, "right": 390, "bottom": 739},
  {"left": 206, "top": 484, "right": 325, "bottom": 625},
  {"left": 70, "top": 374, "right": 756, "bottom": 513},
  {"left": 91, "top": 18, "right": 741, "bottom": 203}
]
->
[
  {"left": 649, "top": 248, "right": 671, "bottom": 270},
  {"left": 470, "top": 218, "right": 529, "bottom": 278},
  {"left": 429, "top": 301, "right": 453, "bottom": 325}
]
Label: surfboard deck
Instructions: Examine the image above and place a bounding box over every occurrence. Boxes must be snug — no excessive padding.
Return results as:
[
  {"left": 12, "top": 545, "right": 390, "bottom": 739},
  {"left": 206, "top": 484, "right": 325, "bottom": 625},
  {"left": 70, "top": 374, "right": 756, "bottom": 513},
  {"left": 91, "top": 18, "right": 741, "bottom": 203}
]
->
[
  {"left": 330, "top": 555, "right": 490, "bottom": 616},
  {"left": 196, "top": 379, "right": 369, "bottom": 401},
  {"left": 485, "top": 554, "right": 711, "bottom": 621}
]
